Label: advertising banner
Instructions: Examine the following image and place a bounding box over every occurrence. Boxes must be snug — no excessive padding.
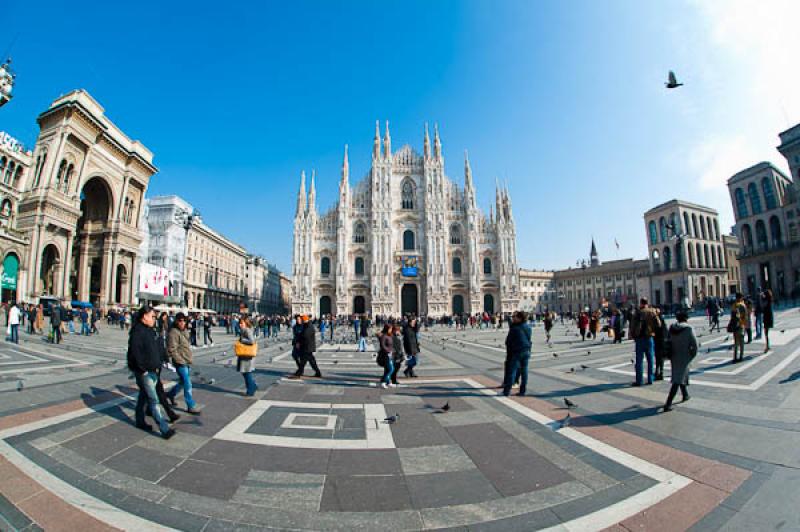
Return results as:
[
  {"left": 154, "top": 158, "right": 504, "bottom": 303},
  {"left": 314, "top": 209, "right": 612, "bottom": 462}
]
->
[
  {"left": 401, "top": 256, "right": 418, "bottom": 277},
  {"left": 138, "top": 263, "right": 172, "bottom": 296}
]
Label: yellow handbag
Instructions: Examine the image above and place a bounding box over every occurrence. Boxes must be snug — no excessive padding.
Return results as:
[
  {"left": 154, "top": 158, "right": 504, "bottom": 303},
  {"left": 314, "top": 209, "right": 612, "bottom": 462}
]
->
[{"left": 234, "top": 341, "right": 257, "bottom": 358}]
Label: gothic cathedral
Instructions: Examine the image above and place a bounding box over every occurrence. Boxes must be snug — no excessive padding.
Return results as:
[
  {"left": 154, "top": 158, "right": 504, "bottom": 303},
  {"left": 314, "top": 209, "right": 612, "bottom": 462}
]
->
[{"left": 292, "top": 122, "right": 520, "bottom": 318}]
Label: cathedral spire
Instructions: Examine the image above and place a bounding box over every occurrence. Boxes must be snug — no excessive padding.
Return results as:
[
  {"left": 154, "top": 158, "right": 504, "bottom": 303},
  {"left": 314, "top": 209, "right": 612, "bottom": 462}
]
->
[
  {"left": 296, "top": 170, "right": 307, "bottom": 218},
  {"left": 464, "top": 150, "right": 473, "bottom": 189},
  {"left": 590, "top": 238, "right": 599, "bottom": 267},
  {"left": 433, "top": 123, "right": 442, "bottom": 159},
  {"left": 308, "top": 169, "right": 316, "bottom": 214},
  {"left": 341, "top": 144, "right": 349, "bottom": 186},
  {"left": 383, "top": 120, "right": 392, "bottom": 159},
  {"left": 495, "top": 178, "right": 503, "bottom": 223},
  {"left": 489, "top": 204, "right": 494, "bottom": 224},
  {"left": 373, "top": 120, "right": 381, "bottom": 160},
  {"left": 423, "top": 123, "right": 430, "bottom": 159}
]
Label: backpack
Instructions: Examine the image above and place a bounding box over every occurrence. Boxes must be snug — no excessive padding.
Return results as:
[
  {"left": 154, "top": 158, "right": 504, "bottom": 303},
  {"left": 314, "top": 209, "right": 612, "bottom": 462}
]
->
[
  {"left": 726, "top": 313, "right": 740, "bottom": 333},
  {"left": 376, "top": 350, "right": 388, "bottom": 367}
]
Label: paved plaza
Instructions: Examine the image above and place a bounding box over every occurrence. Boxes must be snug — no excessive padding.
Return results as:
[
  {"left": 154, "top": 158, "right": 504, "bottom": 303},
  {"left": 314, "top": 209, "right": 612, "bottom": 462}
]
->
[{"left": 1, "top": 311, "right": 800, "bottom": 531}]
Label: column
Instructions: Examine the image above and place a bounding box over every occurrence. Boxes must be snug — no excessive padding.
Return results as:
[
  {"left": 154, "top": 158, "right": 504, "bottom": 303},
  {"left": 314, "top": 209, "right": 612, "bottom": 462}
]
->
[
  {"left": 99, "top": 245, "right": 113, "bottom": 306},
  {"left": 108, "top": 248, "right": 119, "bottom": 303},
  {"left": 62, "top": 232, "right": 74, "bottom": 299},
  {"left": 77, "top": 239, "right": 90, "bottom": 302}
]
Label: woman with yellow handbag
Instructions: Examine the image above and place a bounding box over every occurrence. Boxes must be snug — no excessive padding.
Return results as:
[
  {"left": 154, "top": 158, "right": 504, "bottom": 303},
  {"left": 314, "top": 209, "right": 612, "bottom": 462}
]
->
[{"left": 235, "top": 316, "right": 258, "bottom": 396}]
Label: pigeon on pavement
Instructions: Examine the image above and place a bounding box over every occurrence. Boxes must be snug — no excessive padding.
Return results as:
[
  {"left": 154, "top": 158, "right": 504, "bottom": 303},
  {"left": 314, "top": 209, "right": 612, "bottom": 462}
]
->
[
  {"left": 564, "top": 397, "right": 577, "bottom": 409},
  {"left": 441, "top": 402, "right": 450, "bottom": 412},
  {"left": 384, "top": 413, "right": 400, "bottom": 424},
  {"left": 17, "top": 380, "right": 24, "bottom": 392}
]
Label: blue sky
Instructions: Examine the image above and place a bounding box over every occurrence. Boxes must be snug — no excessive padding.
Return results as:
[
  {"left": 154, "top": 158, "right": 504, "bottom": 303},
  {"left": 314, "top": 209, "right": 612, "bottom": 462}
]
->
[{"left": 2, "top": 0, "right": 798, "bottom": 273}]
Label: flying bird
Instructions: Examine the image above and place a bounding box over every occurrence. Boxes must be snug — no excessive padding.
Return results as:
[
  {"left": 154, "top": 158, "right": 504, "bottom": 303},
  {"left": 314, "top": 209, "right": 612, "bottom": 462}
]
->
[
  {"left": 564, "top": 397, "right": 577, "bottom": 409},
  {"left": 665, "top": 70, "right": 683, "bottom": 89},
  {"left": 384, "top": 413, "right": 400, "bottom": 424}
]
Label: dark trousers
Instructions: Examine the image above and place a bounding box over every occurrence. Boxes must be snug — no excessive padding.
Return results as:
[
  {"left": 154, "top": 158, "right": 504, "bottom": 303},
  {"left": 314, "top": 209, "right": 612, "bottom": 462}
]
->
[
  {"left": 503, "top": 352, "right": 530, "bottom": 395},
  {"left": 654, "top": 350, "right": 665, "bottom": 380},
  {"left": 204, "top": 329, "right": 212, "bottom": 344},
  {"left": 390, "top": 360, "right": 401, "bottom": 384},
  {"left": 52, "top": 324, "right": 62, "bottom": 343},
  {"left": 147, "top": 368, "right": 177, "bottom": 420},
  {"left": 665, "top": 384, "right": 689, "bottom": 407},
  {"left": 297, "top": 353, "right": 321, "bottom": 375}
]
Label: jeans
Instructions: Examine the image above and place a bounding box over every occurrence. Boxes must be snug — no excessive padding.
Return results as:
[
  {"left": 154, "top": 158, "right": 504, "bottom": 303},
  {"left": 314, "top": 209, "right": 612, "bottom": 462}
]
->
[
  {"left": 733, "top": 331, "right": 745, "bottom": 361},
  {"left": 243, "top": 372, "right": 257, "bottom": 396},
  {"left": 168, "top": 365, "right": 196, "bottom": 409},
  {"left": 755, "top": 314, "right": 763, "bottom": 338},
  {"left": 358, "top": 337, "right": 367, "bottom": 351},
  {"left": 81, "top": 322, "right": 90, "bottom": 335},
  {"left": 204, "top": 329, "right": 212, "bottom": 345},
  {"left": 382, "top": 359, "right": 395, "bottom": 384},
  {"left": 634, "top": 337, "right": 655, "bottom": 385},
  {"left": 68, "top": 321, "right": 75, "bottom": 334},
  {"left": 135, "top": 371, "right": 170, "bottom": 434},
  {"left": 9, "top": 324, "right": 18, "bottom": 343},
  {"left": 504, "top": 352, "right": 530, "bottom": 395}
]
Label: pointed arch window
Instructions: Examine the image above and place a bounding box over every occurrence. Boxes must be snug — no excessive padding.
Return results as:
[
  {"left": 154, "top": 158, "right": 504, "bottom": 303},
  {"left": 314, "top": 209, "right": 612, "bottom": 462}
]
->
[
  {"left": 762, "top": 177, "right": 777, "bottom": 210},
  {"left": 321, "top": 257, "right": 331, "bottom": 275},
  {"left": 452, "top": 257, "right": 462, "bottom": 275},
  {"left": 353, "top": 221, "right": 366, "bottom": 244},
  {"left": 403, "top": 230, "right": 415, "bottom": 251},
  {"left": 483, "top": 257, "right": 493, "bottom": 275},
  {"left": 748, "top": 182, "right": 762, "bottom": 214},
  {"left": 63, "top": 164, "right": 74, "bottom": 193},
  {"left": 354, "top": 256, "right": 365, "bottom": 275},
  {"left": 450, "top": 224, "right": 462, "bottom": 245},
  {"left": 401, "top": 179, "right": 414, "bottom": 209}
]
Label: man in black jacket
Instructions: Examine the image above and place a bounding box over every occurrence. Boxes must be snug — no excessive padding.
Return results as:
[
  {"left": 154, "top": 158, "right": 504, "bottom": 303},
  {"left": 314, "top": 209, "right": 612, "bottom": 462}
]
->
[
  {"left": 50, "top": 303, "right": 62, "bottom": 344},
  {"left": 127, "top": 306, "right": 176, "bottom": 439},
  {"left": 293, "top": 315, "right": 322, "bottom": 378}
]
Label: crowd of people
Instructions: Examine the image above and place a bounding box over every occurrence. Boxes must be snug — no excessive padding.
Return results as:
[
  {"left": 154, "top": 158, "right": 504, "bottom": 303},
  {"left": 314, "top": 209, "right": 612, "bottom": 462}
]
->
[{"left": 0, "top": 300, "right": 104, "bottom": 344}]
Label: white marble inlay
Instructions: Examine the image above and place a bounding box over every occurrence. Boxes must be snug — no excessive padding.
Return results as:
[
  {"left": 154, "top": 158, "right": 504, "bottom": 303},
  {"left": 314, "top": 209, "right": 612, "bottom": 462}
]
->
[{"left": 281, "top": 413, "right": 337, "bottom": 430}]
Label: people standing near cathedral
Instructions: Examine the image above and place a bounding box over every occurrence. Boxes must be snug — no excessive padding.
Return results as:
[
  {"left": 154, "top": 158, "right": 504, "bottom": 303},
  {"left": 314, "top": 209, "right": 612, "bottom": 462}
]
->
[
  {"left": 27, "top": 304, "right": 36, "bottom": 335},
  {"left": 744, "top": 298, "right": 753, "bottom": 344},
  {"left": 663, "top": 310, "right": 696, "bottom": 412},
  {"left": 50, "top": 302, "right": 62, "bottom": 344},
  {"left": 402, "top": 318, "right": 420, "bottom": 378},
  {"left": 203, "top": 314, "right": 213, "bottom": 347},
  {"left": 543, "top": 312, "right": 553, "bottom": 344},
  {"left": 166, "top": 313, "right": 201, "bottom": 415},
  {"left": 729, "top": 293, "right": 747, "bottom": 363},
  {"left": 359, "top": 314, "right": 369, "bottom": 352},
  {"left": 377, "top": 324, "right": 394, "bottom": 388},
  {"left": 612, "top": 309, "right": 623, "bottom": 343},
  {"left": 294, "top": 315, "right": 322, "bottom": 378},
  {"left": 628, "top": 298, "right": 661, "bottom": 386},
  {"left": 353, "top": 314, "right": 360, "bottom": 343},
  {"left": 127, "top": 305, "right": 176, "bottom": 439},
  {"left": 7, "top": 301, "right": 20, "bottom": 344},
  {"left": 390, "top": 325, "right": 404, "bottom": 385},
  {"left": 503, "top": 311, "right": 532, "bottom": 397},
  {"left": 319, "top": 317, "right": 326, "bottom": 345},
  {"left": 578, "top": 312, "right": 589, "bottom": 341},
  {"left": 35, "top": 304, "right": 44, "bottom": 334},
  {"left": 762, "top": 289, "right": 774, "bottom": 353},
  {"left": 237, "top": 316, "right": 258, "bottom": 395},
  {"left": 328, "top": 315, "right": 335, "bottom": 343}
]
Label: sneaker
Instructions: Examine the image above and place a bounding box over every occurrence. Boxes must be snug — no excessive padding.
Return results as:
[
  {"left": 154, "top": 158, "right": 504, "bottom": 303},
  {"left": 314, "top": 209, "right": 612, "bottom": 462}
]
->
[
  {"left": 313, "top": 373, "right": 323, "bottom": 378},
  {"left": 381, "top": 382, "right": 388, "bottom": 389},
  {"left": 187, "top": 407, "right": 202, "bottom": 415},
  {"left": 662, "top": 405, "right": 673, "bottom": 412},
  {"left": 135, "top": 422, "right": 153, "bottom": 432},
  {"left": 388, "top": 383, "right": 397, "bottom": 388},
  {"left": 162, "top": 428, "right": 176, "bottom": 440},
  {"left": 682, "top": 394, "right": 690, "bottom": 403},
  {"left": 631, "top": 382, "right": 642, "bottom": 387},
  {"left": 168, "top": 413, "right": 181, "bottom": 423}
]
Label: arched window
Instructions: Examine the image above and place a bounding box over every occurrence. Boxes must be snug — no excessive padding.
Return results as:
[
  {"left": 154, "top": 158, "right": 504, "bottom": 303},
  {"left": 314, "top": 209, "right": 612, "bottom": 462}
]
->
[
  {"left": 741, "top": 223, "right": 753, "bottom": 250},
  {"left": 704, "top": 244, "right": 710, "bottom": 268},
  {"left": 63, "top": 164, "right": 74, "bottom": 192},
  {"left": 55, "top": 160, "right": 67, "bottom": 188},
  {"left": 320, "top": 256, "right": 331, "bottom": 275},
  {"left": 648, "top": 221, "right": 658, "bottom": 245},
  {"left": 687, "top": 243, "right": 695, "bottom": 268},
  {"left": 675, "top": 243, "right": 683, "bottom": 269},
  {"left": 403, "top": 230, "right": 415, "bottom": 251},
  {"left": 452, "top": 257, "right": 462, "bottom": 275},
  {"left": 652, "top": 249, "right": 661, "bottom": 271},
  {"left": 735, "top": 188, "right": 748, "bottom": 218},
  {"left": 33, "top": 151, "right": 47, "bottom": 188},
  {"left": 669, "top": 212, "right": 680, "bottom": 235},
  {"left": 483, "top": 257, "right": 492, "bottom": 274},
  {"left": 683, "top": 212, "right": 691, "bottom": 237},
  {"left": 762, "top": 177, "right": 777, "bottom": 210},
  {"left": 755, "top": 219, "right": 768, "bottom": 251},
  {"left": 353, "top": 221, "right": 366, "bottom": 244},
  {"left": 0, "top": 157, "right": 6, "bottom": 179},
  {"left": 769, "top": 215, "right": 782, "bottom": 247},
  {"left": 12, "top": 165, "right": 22, "bottom": 188},
  {"left": 663, "top": 246, "right": 672, "bottom": 271},
  {"left": 748, "top": 182, "right": 762, "bottom": 214},
  {"left": 659, "top": 217, "right": 667, "bottom": 242},
  {"left": 718, "top": 246, "right": 724, "bottom": 268},
  {"left": 695, "top": 243, "right": 703, "bottom": 268},
  {"left": 4, "top": 161, "right": 15, "bottom": 185},
  {"left": 692, "top": 214, "right": 699, "bottom": 238},
  {"left": 450, "top": 224, "right": 462, "bottom": 245},
  {"left": 354, "top": 256, "right": 365, "bottom": 275},
  {"left": 401, "top": 179, "right": 414, "bottom": 209}
]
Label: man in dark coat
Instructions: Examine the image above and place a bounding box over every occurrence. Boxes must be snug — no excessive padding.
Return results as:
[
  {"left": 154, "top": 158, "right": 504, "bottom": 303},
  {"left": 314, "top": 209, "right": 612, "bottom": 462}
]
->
[
  {"left": 402, "top": 318, "right": 420, "bottom": 377},
  {"left": 503, "top": 311, "right": 533, "bottom": 397},
  {"left": 294, "top": 315, "right": 322, "bottom": 378}
]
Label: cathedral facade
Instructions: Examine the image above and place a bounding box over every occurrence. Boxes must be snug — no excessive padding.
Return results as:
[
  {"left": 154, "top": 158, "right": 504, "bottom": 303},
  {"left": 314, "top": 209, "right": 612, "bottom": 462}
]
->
[{"left": 292, "top": 122, "right": 520, "bottom": 318}]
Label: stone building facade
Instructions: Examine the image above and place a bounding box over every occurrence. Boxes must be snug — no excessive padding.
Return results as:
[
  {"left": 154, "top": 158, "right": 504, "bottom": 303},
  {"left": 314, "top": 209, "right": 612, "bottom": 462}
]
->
[
  {"left": 292, "top": 122, "right": 520, "bottom": 318},
  {"left": 552, "top": 257, "right": 651, "bottom": 313},
  {"left": 0, "top": 131, "right": 32, "bottom": 302},
  {"left": 723, "top": 234, "right": 740, "bottom": 296},
  {"left": 727, "top": 161, "right": 798, "bottom": 298},
  {"left": 0, "top": 90, "right": 157, "bottom": 307},
  {"left": 517, "top": 269, "right": 555, "bottom": 313},
  {"left": 644, "top": 200, "right": 729, "bottom": 307}
]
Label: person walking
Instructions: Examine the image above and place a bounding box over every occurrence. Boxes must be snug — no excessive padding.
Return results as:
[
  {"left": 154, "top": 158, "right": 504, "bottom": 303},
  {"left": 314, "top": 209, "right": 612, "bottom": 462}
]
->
[
  {"left": 127, "top": 306, "right": 176, "bottom": 439},
  {"left": 543, "top": 312, "right": 553, "bottom": 344},
  {"left": 390, "top": 325, "right": 404, "bottom": 385},
  {"left": 503, "top": 311, "right": 533, "bottom": 397},
  {"left": 50, "top": 302, "right": 62, "bottom": 344},
  {"left": 290, "top": 315, "right": 303, "bottom": 370},
  {"left": 319, "top": 317, "right": 327, "bottom": 345},
  {"left": 353, "top": 314, "right": 360, "bottom": 342},
  {"left": 166, "top": 313, "right": 201, "bottom": 415},
  {"left": 358, "top": 315, "right": 369, "bottom": 352},
  {"left": 629, "top": 298, "right": 661, "bottom": 386},
  {"left": 753, "top": 291, "right": 764, "bottom": 340},
  {"left": 203, "top": 314, "right": 214, "bottom": 346},
  {"left": 27, "top": 304, "right": 36, "bottom": 335},
  {"left": 709, "top": 297, "right": 721, "bottom": 333},
  {"left": 612, "top": 309, "right": 623, "bottom": 343},
  {"left": 402, "top": 318, "right": 420, "bottom": 378},
  {"left": 653, "top": 308, "right": 667, "bottom": 381},
  {"left": 294, "top": 315, "right": 322, "bottom": 378},
  {"left": 762, "top": 289, "right": 774, "bottom": 353},
  {"left": 744, "top": 298, "right": 754, "bottom": 344},
  {"left": 377, "top": 324, "right": 394, "bottom": 388},
  {"left": 578, "top": 312, "right": 589, "bottom": 341},
  {"left": 663, "top": 310, "right": 697, "bottom": 412},
  {"left": 236, "top": 316, "right": 258, "bottom": 396},
  {"left": 729, "top": 293, "right": 747, "bottom": 363},
  {"left": 328, "top": 316, "right": 335, "bottom": 343},
  {"left": 7, "top": 301, "right": 20, "bottom": 344}
]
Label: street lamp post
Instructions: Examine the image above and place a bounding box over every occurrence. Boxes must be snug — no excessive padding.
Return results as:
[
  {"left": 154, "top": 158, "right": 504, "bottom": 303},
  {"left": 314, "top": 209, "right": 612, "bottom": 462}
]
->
[
  {"left": 174, "top": 208, "right": 199, "bottom": 308},
  {"left": 665, "top": 221, "right": 689, "bottom": 310}
]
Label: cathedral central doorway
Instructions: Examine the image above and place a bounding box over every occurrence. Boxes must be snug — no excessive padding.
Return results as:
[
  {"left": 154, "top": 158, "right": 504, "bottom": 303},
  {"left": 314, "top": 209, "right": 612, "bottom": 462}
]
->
[
  {"left": 452, "top": 294, "right": 464, "bottom": 315},
  {"left": 319, "top": 296, "right": 332, "bottom": 317},
  {"left": 353, "top": 296, "right": 366, "bottom": 314},
  {"left": 401, "top": 284, "right": 418, "bottom": 316}
]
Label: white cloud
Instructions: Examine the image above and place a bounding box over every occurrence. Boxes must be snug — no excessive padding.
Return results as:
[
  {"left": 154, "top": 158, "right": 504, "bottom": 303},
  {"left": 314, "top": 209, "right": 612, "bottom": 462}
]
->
[{"left": 689, "top": 135, "right": 762, "bottom": 190}]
